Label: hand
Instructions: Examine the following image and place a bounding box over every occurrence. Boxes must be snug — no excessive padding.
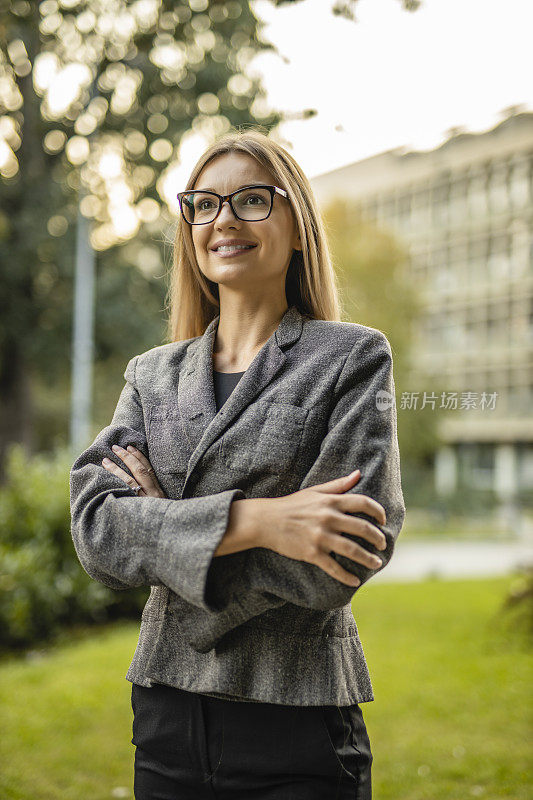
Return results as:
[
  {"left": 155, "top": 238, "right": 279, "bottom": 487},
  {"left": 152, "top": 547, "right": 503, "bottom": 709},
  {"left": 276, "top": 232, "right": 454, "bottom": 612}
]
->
[
  {"left": 102, "top": 444, "right": 167, "bottom": 498},
  {"left": 256, "top": 469, "right": 387, "bottom": 587}
]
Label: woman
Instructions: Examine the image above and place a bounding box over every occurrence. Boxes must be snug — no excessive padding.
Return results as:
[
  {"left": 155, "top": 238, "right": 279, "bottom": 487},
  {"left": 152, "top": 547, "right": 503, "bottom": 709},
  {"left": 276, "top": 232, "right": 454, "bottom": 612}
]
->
[{"left": 70, "top": 127, "right": 405, "bottom": 799}]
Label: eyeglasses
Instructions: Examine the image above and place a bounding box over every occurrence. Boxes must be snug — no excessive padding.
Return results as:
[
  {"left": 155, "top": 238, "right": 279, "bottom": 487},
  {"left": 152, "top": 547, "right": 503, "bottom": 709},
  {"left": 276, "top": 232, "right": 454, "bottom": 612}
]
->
[{"left": 177, "top": 184, "right": 289, "bottom": 225}]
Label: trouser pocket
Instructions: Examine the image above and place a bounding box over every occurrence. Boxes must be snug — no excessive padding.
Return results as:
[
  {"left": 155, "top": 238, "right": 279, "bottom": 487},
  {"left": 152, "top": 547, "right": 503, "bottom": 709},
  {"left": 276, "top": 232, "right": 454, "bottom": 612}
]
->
[
  {"left": 130, "top": 682, "right": 199, "bottom": 770},
  {"left": 320, "top": 704, "right": 373, "bottom": 797}
]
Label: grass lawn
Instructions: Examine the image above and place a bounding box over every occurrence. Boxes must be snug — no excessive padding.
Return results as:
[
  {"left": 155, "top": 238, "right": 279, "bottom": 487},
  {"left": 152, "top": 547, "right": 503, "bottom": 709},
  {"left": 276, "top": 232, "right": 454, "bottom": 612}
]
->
[
  {"left": 356, "top": 574, "right": 531, "bottom": 800},
  {"left": 0, "top": 574, "right": 530, "bottom": 799}
]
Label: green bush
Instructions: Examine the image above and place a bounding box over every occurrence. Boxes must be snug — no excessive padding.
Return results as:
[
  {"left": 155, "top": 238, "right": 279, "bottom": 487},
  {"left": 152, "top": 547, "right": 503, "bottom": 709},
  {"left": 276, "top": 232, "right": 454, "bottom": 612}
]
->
[
  {"left": 499, "top": 566, "right": 533, "bottom": 639},
  {"left": 0, "top": 443, "right": 148, "bottom": 651}
]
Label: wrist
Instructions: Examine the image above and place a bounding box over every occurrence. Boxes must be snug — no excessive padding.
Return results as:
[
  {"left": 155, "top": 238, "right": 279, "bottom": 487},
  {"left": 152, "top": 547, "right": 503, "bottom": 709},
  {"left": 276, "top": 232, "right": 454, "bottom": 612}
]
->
[
  {"left": 245, "top": 497, "right": 272, "bottom": 549},
  {"left": 214, "top": 498, "right": 269, "bottom": 557}
]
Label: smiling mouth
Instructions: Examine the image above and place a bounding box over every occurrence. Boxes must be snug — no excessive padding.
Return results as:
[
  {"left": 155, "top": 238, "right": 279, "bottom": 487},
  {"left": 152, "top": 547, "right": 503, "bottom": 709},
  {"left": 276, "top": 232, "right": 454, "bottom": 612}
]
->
[{"left": 212, "top": 245, "right": 257, "bottom": 256}]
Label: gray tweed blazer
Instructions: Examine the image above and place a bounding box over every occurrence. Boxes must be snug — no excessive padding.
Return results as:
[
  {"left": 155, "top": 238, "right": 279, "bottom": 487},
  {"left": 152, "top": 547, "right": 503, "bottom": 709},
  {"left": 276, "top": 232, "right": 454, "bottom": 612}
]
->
[{"left": 69, "top": 304, "right": 405, "bottom": 706}]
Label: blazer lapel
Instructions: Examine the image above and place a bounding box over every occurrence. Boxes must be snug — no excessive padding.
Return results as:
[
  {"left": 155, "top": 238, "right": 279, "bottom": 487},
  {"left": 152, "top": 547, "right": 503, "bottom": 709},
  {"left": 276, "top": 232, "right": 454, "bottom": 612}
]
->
[{"left": 178, "top": 304, "right": 304, "bottom": 489}]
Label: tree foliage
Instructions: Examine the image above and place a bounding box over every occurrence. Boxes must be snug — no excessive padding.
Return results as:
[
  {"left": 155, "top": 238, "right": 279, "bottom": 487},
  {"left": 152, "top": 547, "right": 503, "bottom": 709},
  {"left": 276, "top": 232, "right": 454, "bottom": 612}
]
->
[
  {"left": 0, "top": 0, "right": 287, "bottom": 459},
  {"left": 322, "top": 197, "right": 440, "bottom": 468},
  {"left": 0, "top": 0, "right": 422, "bottom": 462}
]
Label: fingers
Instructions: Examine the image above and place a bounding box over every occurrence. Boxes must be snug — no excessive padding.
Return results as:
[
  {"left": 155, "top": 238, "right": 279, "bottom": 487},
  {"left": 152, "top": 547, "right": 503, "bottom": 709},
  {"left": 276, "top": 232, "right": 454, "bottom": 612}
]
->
[
  {"left": 124, "top": 445, "right": 154, "bottom": 475},
  {"left": 321, "top": 531, "right": 384, "bottom": 571},
  {"left": 101, "top": 456, "right": 142, "bottom": 493},
  {"left": 111, "top": 444, "right": 146, "bottom": 482},
  {"left": 303, "top": 527, "right": 383, "bottom": 588},
  {"left": 328, "top": 506, "right": 386, "bottom": 551},
  {"left": 313, "top": 470, "right": 361, "bottom": 493},
  {"left": 103, "top": 444, "right": 165, "bottom": 498},
  {"left": 313, "top": 549, "right": 361, "bottom": 587},
  {"left": 337, "top": 492, "right": 387, "bottom": 528},
  {"left": 311, "top": 472, "right": 387, "bottom": 529}
]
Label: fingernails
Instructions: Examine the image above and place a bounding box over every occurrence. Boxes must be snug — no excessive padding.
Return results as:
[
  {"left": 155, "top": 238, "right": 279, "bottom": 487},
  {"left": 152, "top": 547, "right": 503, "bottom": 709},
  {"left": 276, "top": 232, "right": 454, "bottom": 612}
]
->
[
  {"left": 112, "top": 444, "right": 121, "bottom": 452},
  {"left": 349, "top": 469, "right": 361, "bottom": 477},
  {"left": 102, "top": 458, "right": 111, "bottom": 465},
  {"left": 127, "top": 445, "right": 135, "bottom": 452}
]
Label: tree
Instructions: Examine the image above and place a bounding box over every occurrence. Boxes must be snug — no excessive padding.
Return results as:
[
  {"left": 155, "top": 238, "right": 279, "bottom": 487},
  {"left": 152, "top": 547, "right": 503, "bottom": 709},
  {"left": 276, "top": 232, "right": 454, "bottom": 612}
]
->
[
  {"left": 321, "top": 197, "right": 440, "bottom": 469},
  {"left": 0, "top": 0, "right": 290, "bottom": 466},
  {"left": 0, "top": 0, "right": 422, "bottom": 469},
  {"left": 271, "top": 0, "right": 422, "bottom": 22}
]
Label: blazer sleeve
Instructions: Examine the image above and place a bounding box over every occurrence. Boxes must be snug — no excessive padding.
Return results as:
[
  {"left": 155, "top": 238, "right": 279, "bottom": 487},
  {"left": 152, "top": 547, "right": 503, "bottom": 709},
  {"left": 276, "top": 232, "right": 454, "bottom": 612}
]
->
[
  {"left": 180, "top": 329, "right": 406, "bottom": 653},
  {"left": 69, "top": 355, "right": 246, "bottom": 612},
  {"left": 244, "top": 328, "right": 405, "bottom": 605}
]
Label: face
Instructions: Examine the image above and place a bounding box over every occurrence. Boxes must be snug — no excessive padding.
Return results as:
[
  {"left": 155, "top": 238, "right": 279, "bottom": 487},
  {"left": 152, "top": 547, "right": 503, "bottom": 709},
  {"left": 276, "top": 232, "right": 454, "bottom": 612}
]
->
[{"left": 188, "top": 152, "right": 301, "bottom": 294}]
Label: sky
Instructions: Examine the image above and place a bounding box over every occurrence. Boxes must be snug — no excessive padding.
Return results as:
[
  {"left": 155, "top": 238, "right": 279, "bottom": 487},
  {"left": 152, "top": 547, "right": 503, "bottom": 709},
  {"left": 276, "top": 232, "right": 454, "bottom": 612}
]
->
[{"left": 246, "top": 0, "right": 533, "bottom": 179}]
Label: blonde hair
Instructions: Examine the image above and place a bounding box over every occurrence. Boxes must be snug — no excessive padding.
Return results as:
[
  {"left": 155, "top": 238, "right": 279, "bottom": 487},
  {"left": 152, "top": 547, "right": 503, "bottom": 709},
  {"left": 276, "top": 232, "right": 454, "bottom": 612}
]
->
[{"left": 165, "top": 126, "right": 341, "bottom": 342}]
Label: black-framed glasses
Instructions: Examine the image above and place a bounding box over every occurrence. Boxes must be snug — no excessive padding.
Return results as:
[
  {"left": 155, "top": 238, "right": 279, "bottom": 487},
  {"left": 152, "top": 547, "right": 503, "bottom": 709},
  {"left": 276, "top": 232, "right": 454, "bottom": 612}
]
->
[{"left": 177, "top": 184, "right": 289, "bottom": 225}]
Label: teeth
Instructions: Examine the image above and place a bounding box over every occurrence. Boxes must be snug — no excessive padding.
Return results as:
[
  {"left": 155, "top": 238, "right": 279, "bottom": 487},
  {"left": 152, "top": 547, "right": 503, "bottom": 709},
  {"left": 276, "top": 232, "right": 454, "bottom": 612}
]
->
[{"left": 215, "top": 245, "right": 253, "bottom": 252}]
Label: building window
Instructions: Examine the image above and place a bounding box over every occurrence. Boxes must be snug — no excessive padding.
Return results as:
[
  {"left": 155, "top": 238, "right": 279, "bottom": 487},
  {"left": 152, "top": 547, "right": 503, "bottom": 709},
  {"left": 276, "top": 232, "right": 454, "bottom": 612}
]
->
[
  {"left": 487, "top": 234, "right": 511, "bottom": 280},
  {"left": 469, "top": 236, "right": 490, "bottom": 283},
  {"left": 449, "top": 177, "right": 468, "bottom": 224},
  {"left": 510, "top": 223, "right": 529, "bottom": 277},
  {"left": 460, "top": 443, "right": 494, "bottom": 490},
  {"left": 411, "top": 189, "right": 430, "bottom": 228},
  {"left": 509, "top": 158, "right": 530, "bottom": 209},
  {"left": 517, "top": 444, "right": 533, "bottom": 490},
  {"left": 488, "top": 164, "right": 509, "bottom": 214},
  {"left": 467, "top": 172, "right": 488, "bottom": 217},
  {"left": 432, "top": 184, "right": 450, "bottom": 227}
]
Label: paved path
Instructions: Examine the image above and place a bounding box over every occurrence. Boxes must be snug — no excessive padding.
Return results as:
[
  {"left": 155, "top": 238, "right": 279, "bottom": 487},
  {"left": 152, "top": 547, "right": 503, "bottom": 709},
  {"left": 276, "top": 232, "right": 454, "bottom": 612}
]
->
[{"left": 372, "top": 538, "right": 533, "bottom": 583}]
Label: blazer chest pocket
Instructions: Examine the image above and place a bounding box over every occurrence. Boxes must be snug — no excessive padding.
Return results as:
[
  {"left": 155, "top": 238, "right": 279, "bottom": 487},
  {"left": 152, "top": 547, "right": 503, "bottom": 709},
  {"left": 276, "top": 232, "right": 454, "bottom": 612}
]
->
[
  {"left": 147, "top": 403, "right": 189, "bottom": 475},
  {"left": 222, "top": 400, "right": 308, "bottom": 475}
]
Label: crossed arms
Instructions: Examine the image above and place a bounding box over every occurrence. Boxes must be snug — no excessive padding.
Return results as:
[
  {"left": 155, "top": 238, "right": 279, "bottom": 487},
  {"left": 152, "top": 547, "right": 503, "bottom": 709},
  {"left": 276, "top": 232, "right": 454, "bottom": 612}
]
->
[{"left": 69, "top": 330, "right": 405, "bottom": 652}]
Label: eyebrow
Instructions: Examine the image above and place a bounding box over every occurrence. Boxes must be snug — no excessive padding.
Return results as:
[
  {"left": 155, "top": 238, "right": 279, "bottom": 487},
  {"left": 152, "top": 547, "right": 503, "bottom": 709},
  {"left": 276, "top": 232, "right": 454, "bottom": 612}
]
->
[{"left": 194, "top": 182, "right": 267, "bottom": 192}]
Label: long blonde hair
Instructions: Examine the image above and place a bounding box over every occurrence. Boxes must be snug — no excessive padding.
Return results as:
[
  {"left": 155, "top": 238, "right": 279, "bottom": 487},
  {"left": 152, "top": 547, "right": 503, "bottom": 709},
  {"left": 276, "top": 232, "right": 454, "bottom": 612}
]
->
[{"left": 165, "top": 126, "right": 342, "bottom": 342}]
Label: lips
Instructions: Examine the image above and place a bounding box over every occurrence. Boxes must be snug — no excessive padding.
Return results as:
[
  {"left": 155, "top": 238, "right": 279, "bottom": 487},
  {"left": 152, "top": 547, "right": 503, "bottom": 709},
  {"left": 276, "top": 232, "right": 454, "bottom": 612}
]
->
[
  {"left": 210, "top": 239, "right": 258, "bottom": 251},
  {"left": 212, "top": 245, "right": 257, "bottom": 258},
  {"left": 214, "top": 245, "right": 255, "bottom": 251}
]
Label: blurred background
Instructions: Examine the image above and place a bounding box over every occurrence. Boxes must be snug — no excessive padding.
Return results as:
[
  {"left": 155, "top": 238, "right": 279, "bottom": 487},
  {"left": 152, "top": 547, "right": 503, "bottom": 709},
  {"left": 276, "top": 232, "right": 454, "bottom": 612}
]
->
[{"left": 0, "top": 0, "right": 531, "bottom": 798}]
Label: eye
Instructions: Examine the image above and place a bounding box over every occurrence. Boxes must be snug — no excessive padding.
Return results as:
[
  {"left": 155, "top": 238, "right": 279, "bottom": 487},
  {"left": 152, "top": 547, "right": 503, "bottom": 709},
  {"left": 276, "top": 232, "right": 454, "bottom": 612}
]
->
[
  {"left": 198, "top": 198, "right": 215, "bottom": 210},
  {"left": 244, "top": 194, "right": 266, "bottom": 205}
]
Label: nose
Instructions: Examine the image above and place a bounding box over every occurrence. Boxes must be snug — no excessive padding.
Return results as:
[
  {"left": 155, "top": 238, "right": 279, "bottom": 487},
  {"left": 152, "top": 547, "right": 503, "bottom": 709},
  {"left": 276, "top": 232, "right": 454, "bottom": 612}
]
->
[{"left": 215, "top": 198, "right": 239, "bottom": 224}]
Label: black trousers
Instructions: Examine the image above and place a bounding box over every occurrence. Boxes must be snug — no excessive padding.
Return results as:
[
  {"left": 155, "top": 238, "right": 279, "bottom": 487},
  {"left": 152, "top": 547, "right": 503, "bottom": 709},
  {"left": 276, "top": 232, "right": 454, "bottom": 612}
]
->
[{"left": 130, "top": 682, "right": 373, "bottom": 799}]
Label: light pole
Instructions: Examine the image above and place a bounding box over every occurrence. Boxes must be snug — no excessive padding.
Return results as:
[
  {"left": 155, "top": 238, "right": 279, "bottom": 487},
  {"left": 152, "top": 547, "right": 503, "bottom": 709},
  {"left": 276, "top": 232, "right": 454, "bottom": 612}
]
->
[
  {"left": 69, "top": 183, "right": 96, "bottom": 457},
  {"left": 69, "top": 79, "right": 98, "bottom": 457}
]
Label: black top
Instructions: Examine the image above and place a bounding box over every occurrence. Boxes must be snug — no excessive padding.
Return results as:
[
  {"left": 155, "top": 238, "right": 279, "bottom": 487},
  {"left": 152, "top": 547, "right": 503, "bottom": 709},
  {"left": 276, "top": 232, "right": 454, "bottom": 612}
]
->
[{"left": 213, "top": 369, "right": 245, "bottom": 412}]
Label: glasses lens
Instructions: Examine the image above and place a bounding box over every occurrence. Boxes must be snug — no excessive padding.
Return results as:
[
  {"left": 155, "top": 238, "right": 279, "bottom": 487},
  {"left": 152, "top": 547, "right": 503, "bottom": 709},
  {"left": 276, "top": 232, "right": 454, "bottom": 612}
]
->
[
  {"left": 181, "top": 192, "right": 219, "bottom": 224},
  {"left": 180, "top": 188, "right": 273, "bottom": 223},
  {"left": 232, "top": 187, "right": 272, "bottom": 220}
]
